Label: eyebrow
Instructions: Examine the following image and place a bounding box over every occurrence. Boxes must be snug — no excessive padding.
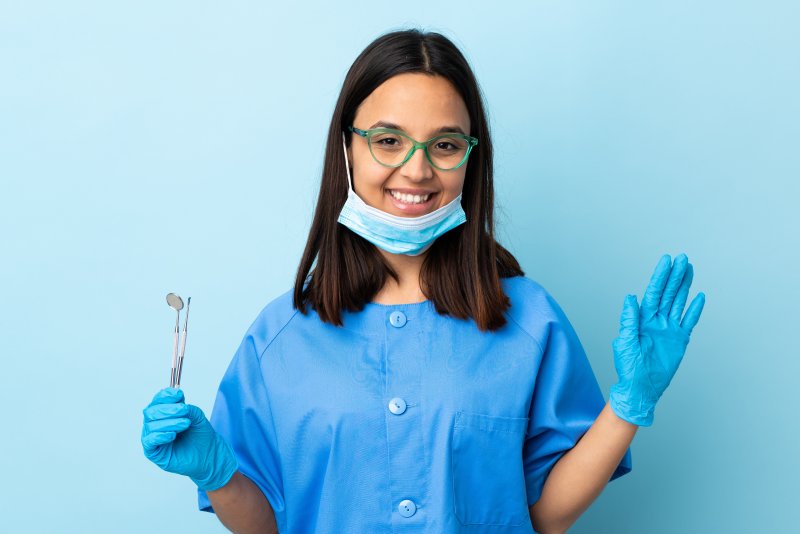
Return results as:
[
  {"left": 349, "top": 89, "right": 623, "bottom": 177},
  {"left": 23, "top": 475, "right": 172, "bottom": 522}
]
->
[{"left": 368, "top": 120, "right": 467, "bottom": 135}]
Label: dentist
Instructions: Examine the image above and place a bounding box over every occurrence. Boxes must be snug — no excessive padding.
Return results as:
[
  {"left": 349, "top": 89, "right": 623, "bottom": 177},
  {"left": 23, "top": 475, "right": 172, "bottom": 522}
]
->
[{"left": 142, "top": 29, "right": 705, "bottom": 534}]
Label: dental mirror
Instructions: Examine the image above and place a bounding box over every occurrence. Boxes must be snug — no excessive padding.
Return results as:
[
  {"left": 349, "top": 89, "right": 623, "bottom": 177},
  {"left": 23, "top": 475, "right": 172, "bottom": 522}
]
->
[
  {"left": 166, "top": 293, "right": 184, "bottom": 311},
  {"left": 166, "top": 293, "right": 183, "bottom": 387}
]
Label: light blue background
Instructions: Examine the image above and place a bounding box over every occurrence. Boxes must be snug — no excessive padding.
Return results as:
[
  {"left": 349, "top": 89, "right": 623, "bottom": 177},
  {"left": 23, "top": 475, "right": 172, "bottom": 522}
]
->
[{"left": 2, "top": 1, "right": 797, "bottom": 532}]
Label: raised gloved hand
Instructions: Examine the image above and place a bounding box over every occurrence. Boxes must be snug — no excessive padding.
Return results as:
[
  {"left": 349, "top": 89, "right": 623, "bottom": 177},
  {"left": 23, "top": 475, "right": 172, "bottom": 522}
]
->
[
  {"left": 141, "top": 387, "right": 238, "bottom": 491},
  {"left": 609, "top": 254, "right": 706, "bottom": 426}
]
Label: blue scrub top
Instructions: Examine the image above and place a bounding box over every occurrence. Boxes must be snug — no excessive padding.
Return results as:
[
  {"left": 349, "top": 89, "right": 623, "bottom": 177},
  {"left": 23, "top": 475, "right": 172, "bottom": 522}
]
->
[{"left": 198, "top": 275, "right": 632, "bottom": 532}]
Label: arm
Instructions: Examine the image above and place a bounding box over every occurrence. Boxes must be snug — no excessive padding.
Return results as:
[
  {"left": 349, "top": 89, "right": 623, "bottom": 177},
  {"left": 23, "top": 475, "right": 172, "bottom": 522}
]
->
[
  {"left": 207, "top": 471, "right": 279, "bottom": 534},
  {"left": 528, "top": 402, "right": 636, "bottom": 534},
  {"left": 529, "top": 254, "right": 705, "bottom": 533}
]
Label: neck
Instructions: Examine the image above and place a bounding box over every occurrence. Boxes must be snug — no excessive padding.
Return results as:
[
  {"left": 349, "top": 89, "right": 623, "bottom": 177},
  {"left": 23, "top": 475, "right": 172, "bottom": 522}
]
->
[{"left": 372, "top": 249, "right": 428, "bottom": 305}]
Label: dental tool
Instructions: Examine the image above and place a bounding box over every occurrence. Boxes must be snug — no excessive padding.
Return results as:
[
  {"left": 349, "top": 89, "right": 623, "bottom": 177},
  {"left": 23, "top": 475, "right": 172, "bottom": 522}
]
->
[
  {"left": 175, "top": 296, "right": 191, "bottom": 388},
  {"left": 166, "top": 293, "right": 184, "bottom": 388}
]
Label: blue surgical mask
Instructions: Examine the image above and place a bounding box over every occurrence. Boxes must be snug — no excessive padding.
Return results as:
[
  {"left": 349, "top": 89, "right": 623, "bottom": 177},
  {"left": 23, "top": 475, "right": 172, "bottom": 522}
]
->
[{"left": 337, "top": 133, "right": 467, "bottom": 256}]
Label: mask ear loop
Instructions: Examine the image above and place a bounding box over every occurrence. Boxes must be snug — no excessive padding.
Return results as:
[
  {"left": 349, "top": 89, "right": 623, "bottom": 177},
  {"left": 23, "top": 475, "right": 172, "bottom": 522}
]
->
[{"left": 341, "top": 132, "right": 354, "bottom": 192}]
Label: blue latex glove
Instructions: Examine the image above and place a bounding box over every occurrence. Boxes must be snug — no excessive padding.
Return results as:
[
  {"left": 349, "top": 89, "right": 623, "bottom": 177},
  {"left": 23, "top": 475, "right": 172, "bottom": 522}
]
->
[
  {"left": 141, "top": 387, "right": 238, "bottom": 491},
  {"left": 609, "top": 254, "right": 706, "bottom": 426}
]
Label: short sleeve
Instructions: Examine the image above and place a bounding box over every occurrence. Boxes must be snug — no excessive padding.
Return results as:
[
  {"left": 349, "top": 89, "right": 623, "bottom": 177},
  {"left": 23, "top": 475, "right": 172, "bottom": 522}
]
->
[
  {"left": 197, "top": 330, "right": 285, "bottom": 514},
  {"left": 522, "top": 291, "right": 632, "bottom": 506}
]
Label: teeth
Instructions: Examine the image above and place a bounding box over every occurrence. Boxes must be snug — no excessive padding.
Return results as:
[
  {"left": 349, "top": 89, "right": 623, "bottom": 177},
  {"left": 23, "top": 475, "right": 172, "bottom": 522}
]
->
[{"left": 389, "top": 190, "right": 431, "bottom": 204}]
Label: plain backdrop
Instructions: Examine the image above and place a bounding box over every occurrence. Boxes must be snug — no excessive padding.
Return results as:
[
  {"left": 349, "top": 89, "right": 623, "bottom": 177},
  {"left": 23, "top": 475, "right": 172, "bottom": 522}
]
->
[{"left": 1, "top": 1, "right": 798, "bottom": 532}]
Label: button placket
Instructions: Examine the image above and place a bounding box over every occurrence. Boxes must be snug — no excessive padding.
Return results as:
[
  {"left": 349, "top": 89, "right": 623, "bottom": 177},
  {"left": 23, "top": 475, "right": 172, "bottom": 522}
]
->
[{"left": 384, "top": 307, "right": 425, "bottom": 526}]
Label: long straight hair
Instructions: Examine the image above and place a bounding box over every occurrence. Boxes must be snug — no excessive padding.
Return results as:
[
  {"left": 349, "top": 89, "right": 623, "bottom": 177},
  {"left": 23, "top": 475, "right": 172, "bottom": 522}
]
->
[{"left": 293, "top": 29, "right": 524, "bottom": 332}]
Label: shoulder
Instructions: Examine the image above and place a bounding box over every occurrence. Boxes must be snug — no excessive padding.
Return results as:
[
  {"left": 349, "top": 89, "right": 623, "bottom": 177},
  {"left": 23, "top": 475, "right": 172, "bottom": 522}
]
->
[
  {"left": 241, "top": 287, "right": 301, "bottom": 360},
  {"left": 500, "top": 275, "right": 574, "bottom": 345},
  {"left": 501, "top": 275, "right": 565, "bottom": 319}
]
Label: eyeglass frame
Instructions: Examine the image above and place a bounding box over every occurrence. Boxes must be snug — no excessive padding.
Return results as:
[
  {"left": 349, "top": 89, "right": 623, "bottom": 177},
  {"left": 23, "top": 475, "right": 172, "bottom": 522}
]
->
[{"left": 348, "top": 125, "right": 479, "bottom": 171}]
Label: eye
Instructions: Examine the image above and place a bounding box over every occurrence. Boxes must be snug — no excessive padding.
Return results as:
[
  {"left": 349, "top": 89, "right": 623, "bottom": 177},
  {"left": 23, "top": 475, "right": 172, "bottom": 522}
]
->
[
  {"left": 370, "top": 133, "right": 404, "bottom": 150},
  {"left": 431, "top": 136, "right": 465, "bottom": 152}
]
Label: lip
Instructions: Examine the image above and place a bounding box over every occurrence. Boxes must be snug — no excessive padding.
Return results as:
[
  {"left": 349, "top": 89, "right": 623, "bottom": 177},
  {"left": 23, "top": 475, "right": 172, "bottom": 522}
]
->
[{"left": 385, "top": 189, "right": 439, "bottom": 215}]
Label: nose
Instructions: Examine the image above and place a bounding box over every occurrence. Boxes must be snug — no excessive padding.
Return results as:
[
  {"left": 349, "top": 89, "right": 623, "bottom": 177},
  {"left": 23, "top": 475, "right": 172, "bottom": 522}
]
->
[{"left": 400, "top": 146, "right": 434, "bottom": 182}]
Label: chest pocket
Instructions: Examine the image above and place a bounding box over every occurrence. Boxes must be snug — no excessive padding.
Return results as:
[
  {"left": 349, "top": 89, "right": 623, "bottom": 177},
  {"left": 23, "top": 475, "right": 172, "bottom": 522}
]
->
[{"left": 451, "top": 411, "right": 530, "bottom": 526}]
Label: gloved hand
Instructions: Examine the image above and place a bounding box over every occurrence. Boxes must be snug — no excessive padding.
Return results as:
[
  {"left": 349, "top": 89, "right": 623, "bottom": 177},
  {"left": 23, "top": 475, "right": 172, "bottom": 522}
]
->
[
  {"left": 141, "top": 387, "right": 238, "bottom": 491},
  {"left": 609, "top": 253, "right": 706, "bottom": 426}
]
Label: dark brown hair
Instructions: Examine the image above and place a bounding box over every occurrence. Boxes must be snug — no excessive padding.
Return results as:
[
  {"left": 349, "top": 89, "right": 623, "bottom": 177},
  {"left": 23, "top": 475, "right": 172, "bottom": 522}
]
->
[{"left": 293, "top": 29, "right": 524, "bottom": 331}]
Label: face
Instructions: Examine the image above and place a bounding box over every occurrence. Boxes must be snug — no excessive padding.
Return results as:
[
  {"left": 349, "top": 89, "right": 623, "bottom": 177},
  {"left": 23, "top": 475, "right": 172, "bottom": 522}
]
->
[{"left": 348, "top": 73, "right": 471, "bottom": 217}]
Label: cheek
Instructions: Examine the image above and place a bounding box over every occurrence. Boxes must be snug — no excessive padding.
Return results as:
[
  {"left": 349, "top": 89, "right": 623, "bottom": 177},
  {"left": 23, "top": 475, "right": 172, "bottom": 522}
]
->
[
  {"left": 351, "top": 148, "right": 394, "bottom": 196},
  {"left": 441, "top": 172, "right": 467, "bottom": 202}
]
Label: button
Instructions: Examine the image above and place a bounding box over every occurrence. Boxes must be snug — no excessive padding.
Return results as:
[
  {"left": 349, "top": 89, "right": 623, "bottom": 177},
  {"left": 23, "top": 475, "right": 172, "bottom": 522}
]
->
[
  {"left": 398, "top": 499, "right": 417, "bottom": 517},
  {"left": 389, "top": 311, "right": 407, "bottom": 328},
  {"left": 388, "top": 397, "right": 407, "bottom": 415}
]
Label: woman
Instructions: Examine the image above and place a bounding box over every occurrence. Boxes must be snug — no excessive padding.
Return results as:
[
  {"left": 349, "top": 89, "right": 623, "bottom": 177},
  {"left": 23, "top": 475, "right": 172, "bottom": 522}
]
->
[{"left": 141, "top": 29, "right": 705, "bottom": 534}]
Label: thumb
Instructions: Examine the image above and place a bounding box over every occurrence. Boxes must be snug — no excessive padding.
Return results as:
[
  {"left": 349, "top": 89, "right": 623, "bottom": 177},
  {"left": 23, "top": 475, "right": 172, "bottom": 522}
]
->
[
  {"left": 185, "top": 404, "right": 210, "bottom": 427},
  {"left": 618, "top": 294, "right": 640, "bottom": 340}
]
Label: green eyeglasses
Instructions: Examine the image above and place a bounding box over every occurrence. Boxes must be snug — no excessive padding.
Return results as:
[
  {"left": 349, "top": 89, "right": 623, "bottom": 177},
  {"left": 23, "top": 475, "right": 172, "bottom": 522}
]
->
[{"left": 349, "top": 126, "right": 478, "bottom": 171}]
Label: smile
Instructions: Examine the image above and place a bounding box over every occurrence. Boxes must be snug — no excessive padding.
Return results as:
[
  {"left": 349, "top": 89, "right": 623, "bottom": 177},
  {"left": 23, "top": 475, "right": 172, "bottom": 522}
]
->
[
  {"left": 385, "top": 189, "right": 439, "bottom": 215},
  {"left": 388, "top": 190, "right": 432, "bottom": 204}
]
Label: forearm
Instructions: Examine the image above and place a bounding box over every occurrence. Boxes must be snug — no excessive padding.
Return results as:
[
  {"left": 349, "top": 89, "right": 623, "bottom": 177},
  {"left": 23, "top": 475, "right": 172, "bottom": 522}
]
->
[
  {"left": 207, "top": 471, "right": 279, "bottom": 534},
  {"left": 529, "top": 402, "right": 637, "bottom": 534}
]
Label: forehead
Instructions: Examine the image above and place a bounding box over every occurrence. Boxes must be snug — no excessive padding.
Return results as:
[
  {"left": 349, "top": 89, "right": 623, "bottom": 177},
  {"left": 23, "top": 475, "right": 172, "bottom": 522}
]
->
[{"left": 354, "top": 73, "right": 470, "bottom": 135}]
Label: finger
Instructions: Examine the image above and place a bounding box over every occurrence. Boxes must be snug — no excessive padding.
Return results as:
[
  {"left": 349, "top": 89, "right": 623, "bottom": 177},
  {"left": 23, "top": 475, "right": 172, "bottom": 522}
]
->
[
  {"left": 640, "top": 254, "right": 672, "bottom": 319},
  {"left": 618, "top": 294, "right": 640, "bottom": 339},
  {"left": 142, "top": 430, "right": 177, "bottom": 451},
  {"left": 669, "top": 263, "right": 694, "bottom": 322},
  {"left": 143, "top": 403, "right": 188, "bottom": 422},
  {"left": 681, "top": 292, "right": 706, "bottom": 335},
  {"left": 658, "top": 253, "right": 688, "bottom": 317},
  {"left": 145, "top": 417, "right": 192, "bottom": 434},
  {"left": 147, "top": 387, "right": 184, "bottom": 407}
]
